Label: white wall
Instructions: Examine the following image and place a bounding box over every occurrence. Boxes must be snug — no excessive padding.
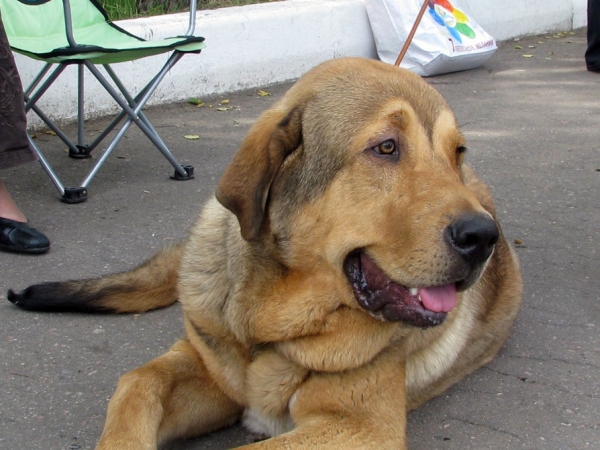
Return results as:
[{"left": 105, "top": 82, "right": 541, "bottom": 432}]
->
[
  {"left": 460, "top": 0, "right": 588, "bottom": 40},
  {"left": 17, "top": 0, "right": 376, "bottom": 124},
  {"left": 13, "top": 0, "right": 587, "bottom": 125}
]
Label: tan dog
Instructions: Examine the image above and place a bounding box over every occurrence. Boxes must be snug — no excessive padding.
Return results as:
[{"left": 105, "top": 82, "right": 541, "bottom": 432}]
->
[{"left": 8, "top": 58, "right": 522, "bottom": 449}]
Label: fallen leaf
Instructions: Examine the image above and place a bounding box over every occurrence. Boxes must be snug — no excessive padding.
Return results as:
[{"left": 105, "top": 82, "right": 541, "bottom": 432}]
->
[
  {"left": 221, "top": 99, "right": 230, "bottom": 104},
  {"left": 188, "top": 98, "right": 204, "bottom": 106},
  {"left": 528, "top": 45, "right": 536, "bottom": 48},
  {"left": 45, "top": 130, "right": 57, "bottom": 136},
  {"left": 514, "top": 45, "right": 522, "bottom": 50},
  {"left": 257, "top": 90, "right": 271, "bottom": 97},
  {"left": 184, "top": 135, "right": 200, "bottom": 140},
  {"left": 216, "top": 107, "right": 230, "bottom": 112},
  {"left": 523, "top": 54, "right": 534, "bottom": 58},
  {"left": 514, "top": 239, "right": 522, "bottom": 245}
]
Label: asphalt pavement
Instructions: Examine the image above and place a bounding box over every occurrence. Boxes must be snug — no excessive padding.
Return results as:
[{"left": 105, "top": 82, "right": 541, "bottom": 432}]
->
[{"left": 1, "top": 28, "right": 598, "bottom": 449}]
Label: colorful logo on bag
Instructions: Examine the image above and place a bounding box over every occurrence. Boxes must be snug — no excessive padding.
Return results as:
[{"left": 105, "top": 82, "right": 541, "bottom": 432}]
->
[{"left": 428, "top": 0, "right": 475, "bottom": 44}]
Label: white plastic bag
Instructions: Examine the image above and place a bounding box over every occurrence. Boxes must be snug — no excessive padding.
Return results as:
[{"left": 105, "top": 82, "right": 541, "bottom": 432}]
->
[{"left": 365, "top": 0, "right": 497, "bottom": 76}]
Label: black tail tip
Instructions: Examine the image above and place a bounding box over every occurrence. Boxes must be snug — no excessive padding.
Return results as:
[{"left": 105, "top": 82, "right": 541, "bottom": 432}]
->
[
  {"left": 6, "top": 282, "right": 114, "bottom": 313},
  {"left": 7, "top": 288, "right": 22, "bottom": 305},
  {"left": 7, "top": 285, "right": 58, "bottom": 311},
  {"left": 7, "top": 287, "right": 37, "bottom": 310}
]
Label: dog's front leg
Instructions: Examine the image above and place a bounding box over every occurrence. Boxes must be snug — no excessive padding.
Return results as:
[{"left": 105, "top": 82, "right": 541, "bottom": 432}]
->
[
  {"left": 96, "top": 339, "right": 243, "bottom": 450},
  {"left": 239, "top": 347, "right": 407, "bottom": 450}
]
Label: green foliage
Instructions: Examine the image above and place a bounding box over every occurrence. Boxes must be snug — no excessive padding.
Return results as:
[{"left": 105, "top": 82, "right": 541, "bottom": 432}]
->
[{"left": 98, "top": 0, "right": 281, "bottom": 20}]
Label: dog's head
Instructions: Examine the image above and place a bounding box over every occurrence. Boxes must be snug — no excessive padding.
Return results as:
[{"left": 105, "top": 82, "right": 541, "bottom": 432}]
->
[{"left": 216, "top": 58, "right": 498, "bottom": 329}]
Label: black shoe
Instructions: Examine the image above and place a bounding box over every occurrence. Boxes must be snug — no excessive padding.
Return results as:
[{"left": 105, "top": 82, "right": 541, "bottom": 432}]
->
[
  {"left": 0, "top": 217, "right": 50, "bottom": 254},
  {"left": 587, "top": 63, "right": 600, "bottom": 73}
]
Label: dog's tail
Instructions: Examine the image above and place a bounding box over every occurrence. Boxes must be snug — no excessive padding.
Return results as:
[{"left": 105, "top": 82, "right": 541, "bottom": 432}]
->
[{"left": 7, "top": 242, "right": 184, "bottom": 314}]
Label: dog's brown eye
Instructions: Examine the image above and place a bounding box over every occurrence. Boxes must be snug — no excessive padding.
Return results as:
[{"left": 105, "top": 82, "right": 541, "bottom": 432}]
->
[
  {"left": 376, "top": 140, "right": 396, "bottom": 155},
  {"left": 366, "top": 138, "right": 400, "bottom": 162},
  {"left": 456, "top": 146, "right": 467, "bottom": 155}
]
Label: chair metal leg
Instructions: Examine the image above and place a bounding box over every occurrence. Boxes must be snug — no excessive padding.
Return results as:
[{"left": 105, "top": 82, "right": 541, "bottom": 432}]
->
[
  {"left": 24, "top": 54, "right": 194, "bottom": 202},
  {"left": 102, "top": 63, "right": 193, "bottom": 179},
  {"left": 28, "top": 133, "right": 89, "bottom": 203},
  {"left": 28, "top": 133, "right": 65, "bottom": 197},
  {"left": 24, "top": 63, "right": 54, "bottom": 97},
  {"left": 79, "top": 111, "right": 136, "bottom": 188},
  {"left": 103, "top": 64, "right": 160, "bottom": 133},
  {"left": 82, "top": 64, "right": 195, "bottom": 184},
  {"left": 24, "top": 65, "right": 66, "bottom": 109},
  {"left": 24, "top": 64, "right": 81, "bottom": 155},
  {"left": 78, "top": 64, "right": 85, "bottom": 145},
  {"left": 84, "top": 66, "right": 158, "bottom": 152},
  {"left": 26, "top": 101, "right": 80, "bottom": 155},
  {"left": 72, "top": 63, "right": 91, "bottom": 159},
  {"left": 84, "top": 57, "right": 192, "bottom": 179}
]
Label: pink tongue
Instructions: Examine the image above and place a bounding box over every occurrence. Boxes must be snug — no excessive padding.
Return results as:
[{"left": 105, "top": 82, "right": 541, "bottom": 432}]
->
[{"left": 418, "top": 284, "right": 457, "bottom": 313}]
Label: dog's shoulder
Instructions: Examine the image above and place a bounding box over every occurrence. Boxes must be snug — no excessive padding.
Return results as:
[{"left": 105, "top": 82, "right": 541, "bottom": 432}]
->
[{"left": 179, "top": 197, "right": 244, "bottom": 318}]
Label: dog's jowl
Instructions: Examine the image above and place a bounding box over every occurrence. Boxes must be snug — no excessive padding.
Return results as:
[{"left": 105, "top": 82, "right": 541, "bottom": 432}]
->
[{"left": 8, "top": 58, "right": 522, "bottom": 449}]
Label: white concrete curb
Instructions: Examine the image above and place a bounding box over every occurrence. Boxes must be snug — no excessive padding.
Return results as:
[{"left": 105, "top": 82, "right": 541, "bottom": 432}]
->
[{"left": 14, "top": 0, "right": 587, "bottom": 125}]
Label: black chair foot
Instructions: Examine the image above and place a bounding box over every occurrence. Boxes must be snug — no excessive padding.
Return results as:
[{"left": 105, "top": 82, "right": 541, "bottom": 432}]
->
[
  {"left": 61, "top": 187, "right": 88, "bottom": 203},
  {"left": 171, "top": 165, "right": 194, "bottom": 181},
  {"left": 69, "top": 145, "right": 92, "bottom": 159}
]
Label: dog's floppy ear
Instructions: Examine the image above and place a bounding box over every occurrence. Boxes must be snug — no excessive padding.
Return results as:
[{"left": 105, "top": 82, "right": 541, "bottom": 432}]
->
[{"left": 216, "top": 106, "right": 303, "bottom": 241}]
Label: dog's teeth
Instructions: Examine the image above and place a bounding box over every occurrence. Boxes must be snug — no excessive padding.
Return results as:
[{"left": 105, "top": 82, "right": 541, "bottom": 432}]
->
[{"left": 409, "top": 288, "right": 418, "bottom": 296}]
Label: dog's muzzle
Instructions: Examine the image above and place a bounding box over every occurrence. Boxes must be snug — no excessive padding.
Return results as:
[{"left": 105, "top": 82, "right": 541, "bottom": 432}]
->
[
  {"left": 343, "top": 214, "right": 499, "bottom": 328},
  {"left": 446, "top": 212, "right": 499, "bottom": 290},
  {"left": 344, "top": 251, "right": 456, "bottom": 328},
  {"left": 445, "top": 212, "right": 498, "bottom": 270}
]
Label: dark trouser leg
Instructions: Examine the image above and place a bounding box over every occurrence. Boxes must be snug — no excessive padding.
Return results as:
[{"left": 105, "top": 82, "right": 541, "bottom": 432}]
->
[
  {"left": 0, "top": 13, "right": 36, "bottom": 169},
  {"left": 587, "top": 0, "right": 600, "bottom": 71}
]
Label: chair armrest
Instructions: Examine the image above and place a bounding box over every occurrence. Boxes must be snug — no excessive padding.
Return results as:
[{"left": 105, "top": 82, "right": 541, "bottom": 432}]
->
[
  {"left": 62, "top": 0, "right": 77, "bottom": 47},
  {"left": 60, "top": 0, "right": 197, "bottom": 42},
  {"left": 185, "top": 0, "right": 198, "bottom": 36}
]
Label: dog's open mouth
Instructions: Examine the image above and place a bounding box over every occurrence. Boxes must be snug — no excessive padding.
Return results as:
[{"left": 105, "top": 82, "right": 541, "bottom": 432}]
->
[{"left": 343, "top": 251, "right": 457, "bottom": 328}]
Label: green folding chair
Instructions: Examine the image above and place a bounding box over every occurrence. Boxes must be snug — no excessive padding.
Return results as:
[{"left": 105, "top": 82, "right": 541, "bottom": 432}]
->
[{"left": 0, "top": 0, "right": 205, "bottom": 203}]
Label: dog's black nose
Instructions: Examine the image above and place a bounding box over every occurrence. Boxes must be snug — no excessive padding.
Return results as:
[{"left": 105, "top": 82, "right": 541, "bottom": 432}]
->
[{"left": 445, "top": 213, "right": 499, "bottom": 267}]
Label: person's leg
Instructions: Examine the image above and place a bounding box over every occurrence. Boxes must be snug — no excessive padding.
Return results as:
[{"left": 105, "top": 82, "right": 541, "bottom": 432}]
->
[
  {"left": 0, "top": 182, "right": 28, "bottom": 223},
  {"left": 586, "top": 0, "right": 600, "bottom": 72},
  {"left": 0, "top": 181, "right": 50, "bottom": 253},
  {"left": 1, "top": 15, "right": 50, "bottom": 254},
  {"left": 0, "top": 183, "right": 50, "bottom": 252}
]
